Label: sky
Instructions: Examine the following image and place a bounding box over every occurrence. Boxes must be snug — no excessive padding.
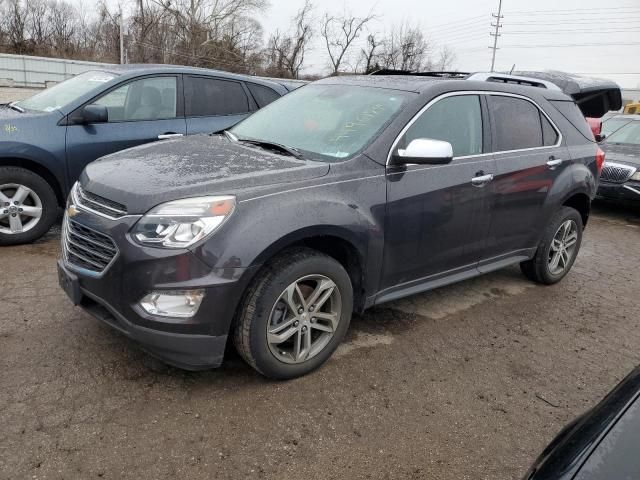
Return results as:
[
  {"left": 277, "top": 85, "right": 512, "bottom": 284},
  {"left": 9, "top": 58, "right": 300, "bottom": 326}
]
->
[
  {"left": 109, "top": 0, "right": 640, "bottom": 89},
  {"left": 263, "top": 0, "right": 640, "bottom": 88}
]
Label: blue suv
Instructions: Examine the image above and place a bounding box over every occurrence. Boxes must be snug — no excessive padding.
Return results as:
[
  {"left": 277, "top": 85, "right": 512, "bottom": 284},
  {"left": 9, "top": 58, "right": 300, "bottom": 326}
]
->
[{"left": 0, "top": 65, "right": 299, "bottom": 245}]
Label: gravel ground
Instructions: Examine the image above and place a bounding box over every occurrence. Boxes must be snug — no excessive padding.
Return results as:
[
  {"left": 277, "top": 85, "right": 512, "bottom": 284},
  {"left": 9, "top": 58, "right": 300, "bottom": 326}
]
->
[{"left": 1, "top": 201, "right": 639, "bottom": 480}]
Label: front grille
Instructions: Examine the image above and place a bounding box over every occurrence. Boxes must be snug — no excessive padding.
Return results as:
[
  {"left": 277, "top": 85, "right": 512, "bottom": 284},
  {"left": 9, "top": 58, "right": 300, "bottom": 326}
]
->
[
  {"left": 600, "top": 163, "right": 636, "bottom": 184},
  {"left": 62, "top": 217, "right": 118, "bottom": 274},
  {"left": 75, "top": 184, "right": 127, "bottom": 219}
]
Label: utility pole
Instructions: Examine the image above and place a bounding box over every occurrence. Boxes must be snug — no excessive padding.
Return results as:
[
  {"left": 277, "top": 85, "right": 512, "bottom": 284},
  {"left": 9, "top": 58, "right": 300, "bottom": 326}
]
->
[
  {"left": 489, "top": 0, "right": 503, "bottom": 72},
  {"left": 119, "top": 9, "right": 125, "bottom": 64}
]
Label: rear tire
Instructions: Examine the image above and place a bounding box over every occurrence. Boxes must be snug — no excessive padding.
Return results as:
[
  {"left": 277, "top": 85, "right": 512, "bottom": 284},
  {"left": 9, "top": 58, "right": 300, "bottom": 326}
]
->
[
  {"left": 233, "top": 248, "right": 353, "bottom": 379},
  {"left": 520, "top": 206, "right": 583, "bottom": 285},
  {"left": 0, "top": 167, "right": 58, "bottom": 246}
]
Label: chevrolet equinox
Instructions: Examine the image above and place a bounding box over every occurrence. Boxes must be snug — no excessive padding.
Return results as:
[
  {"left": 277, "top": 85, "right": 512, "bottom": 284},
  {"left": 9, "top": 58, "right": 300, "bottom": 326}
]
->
[{"left": 57, "top": 72, "right": 620, "bottom": 379}]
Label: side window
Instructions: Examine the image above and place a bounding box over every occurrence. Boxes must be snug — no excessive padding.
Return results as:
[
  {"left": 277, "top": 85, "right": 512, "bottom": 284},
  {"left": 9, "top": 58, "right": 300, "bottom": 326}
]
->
[
  {"left": 541, "top": 112, "right": 559, "bottom": 146},
  {"left": 402, "top": 95, "right": 483, "bottom": 157},
  {"left": 490, "top": 96, "right": 544, "bottom": 151},
  {"left": 92, "top": 77, "right": 177, "bottom": 122},
  {"left": 247, "top": 83, "right": 280, "bottom": 108},
  {"left": 184, "top": 76, "right": 249, "bottom": 116}
]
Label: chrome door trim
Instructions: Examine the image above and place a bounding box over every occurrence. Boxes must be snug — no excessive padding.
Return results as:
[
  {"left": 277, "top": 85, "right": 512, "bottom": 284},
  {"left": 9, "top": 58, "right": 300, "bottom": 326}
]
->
[{"left": 386, "top": 90, "right": 564, "bottom": 166}]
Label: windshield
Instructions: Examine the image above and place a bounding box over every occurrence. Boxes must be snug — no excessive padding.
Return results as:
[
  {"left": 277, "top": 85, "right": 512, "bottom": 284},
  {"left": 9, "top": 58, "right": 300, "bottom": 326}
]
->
[
  {"left": 606, "top": 121, "right": 640, "bottom": 145},
  {"left": 16, "top": 70, "right": 117, "bottom": 112},
  {"left": 602, "top": 117, "right": 634, "bottom": 137},
  {"left": 231, "top": 84, "right": 411, "bottom": 161}
]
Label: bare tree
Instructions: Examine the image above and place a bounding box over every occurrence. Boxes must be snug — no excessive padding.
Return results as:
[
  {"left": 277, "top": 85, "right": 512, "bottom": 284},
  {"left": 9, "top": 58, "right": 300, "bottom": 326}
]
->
[
  {"left": 321, "top": 9, "right": 375, "bottom": 75},
  {"left": 435, "top": 46, "right": 456, "bottom": 71},
  {"left": 265, "top": 0, "right": 313, "bottom": 78},
  {"left": 359, "top": 33, "right": 382, "bottom": 74},
  {"left": 379, "top": 22, "right": 431, "bottom": 72}
]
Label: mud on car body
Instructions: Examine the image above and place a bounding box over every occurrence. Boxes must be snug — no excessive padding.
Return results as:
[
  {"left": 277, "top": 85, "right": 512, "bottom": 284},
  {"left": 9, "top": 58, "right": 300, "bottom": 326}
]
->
[{"left": 58, "top": 71, "right": 621, "bottom": 379}]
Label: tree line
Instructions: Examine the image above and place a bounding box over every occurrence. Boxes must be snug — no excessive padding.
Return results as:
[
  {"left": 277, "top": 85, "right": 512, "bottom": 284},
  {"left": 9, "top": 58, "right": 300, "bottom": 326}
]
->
[{"left": 0, "top": 0, "right": 456, "bottom": 78}]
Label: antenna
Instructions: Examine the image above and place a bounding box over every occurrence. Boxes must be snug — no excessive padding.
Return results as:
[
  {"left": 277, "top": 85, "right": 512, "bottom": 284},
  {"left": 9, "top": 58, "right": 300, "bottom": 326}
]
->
[{"left": 489, "top": 0, "right": 504, "bottom": 72}]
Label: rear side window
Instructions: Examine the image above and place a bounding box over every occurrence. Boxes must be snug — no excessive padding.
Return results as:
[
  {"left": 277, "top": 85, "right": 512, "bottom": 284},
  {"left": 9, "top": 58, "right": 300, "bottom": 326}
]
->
[
  {"left": 490, "top": 95, "right": 545, "bottom": 151},
  {"left": 402, "top": 95, "right": 483, "bottom": 157},
  {"left": 550, "top": 100, "right": 594, "bottom": 141},
  {"left": 184, "top": 76, "right": 249, "bottom": 117},
  {"left": 541, "top": 113, "right": 559, "bottom": 146},
  {"left": 247, "top": 83, "right": 280, "bottom": 108}
]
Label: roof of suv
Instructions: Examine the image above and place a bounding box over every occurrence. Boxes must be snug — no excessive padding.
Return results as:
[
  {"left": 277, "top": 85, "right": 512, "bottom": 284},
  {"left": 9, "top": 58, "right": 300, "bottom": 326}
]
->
[{"left": 317, "top": 74, "right": 572, "bottom": 101}]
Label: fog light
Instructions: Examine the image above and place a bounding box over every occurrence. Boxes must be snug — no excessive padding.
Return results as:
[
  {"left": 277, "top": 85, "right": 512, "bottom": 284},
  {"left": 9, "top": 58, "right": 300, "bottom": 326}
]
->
[{"left": 139, "top": 290, "right": 204, "bottom": 318}]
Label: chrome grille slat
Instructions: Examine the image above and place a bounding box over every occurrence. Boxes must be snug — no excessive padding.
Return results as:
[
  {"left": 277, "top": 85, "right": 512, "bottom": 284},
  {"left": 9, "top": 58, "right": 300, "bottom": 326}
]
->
[
  {"left": 601, "top": 163, "right": 636, "bottom": 184},
  {"left": 66, "top": 228, "right": 117, "bottom": 253},
  {"left": 62, "top": 217, "right": 118, "bottom": 274},
  {"left": 75, "top": 184, "right": 127, "bottom": 219}
]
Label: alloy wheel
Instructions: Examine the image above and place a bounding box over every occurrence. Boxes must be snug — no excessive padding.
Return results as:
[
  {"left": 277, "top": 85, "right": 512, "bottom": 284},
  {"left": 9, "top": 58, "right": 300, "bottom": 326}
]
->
[
  {"left": 548, "top": 219, "right": 579, "bottom": 276},
  {"left": 0, "top": 183, "right": 43, "bottom": 235},
  {"left": 267, "top": 274, "right": 342, "bottom": 364}
]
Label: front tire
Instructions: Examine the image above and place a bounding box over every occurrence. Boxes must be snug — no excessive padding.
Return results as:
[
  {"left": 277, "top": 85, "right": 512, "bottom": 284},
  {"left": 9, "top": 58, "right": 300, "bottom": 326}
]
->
[
  {"left": 520, "top": 206, "right": 583, "bottom": 285},
  {"left": 0, "top": 167, "right": 58, "bottom": 246},
  {"left": 233, "top": 248, "right": 353, "bottom": 379}
]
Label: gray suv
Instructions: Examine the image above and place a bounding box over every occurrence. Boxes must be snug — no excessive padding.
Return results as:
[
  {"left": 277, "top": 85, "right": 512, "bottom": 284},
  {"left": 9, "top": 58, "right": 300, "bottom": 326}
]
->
[{"left": 57, "top": 71, "right": 621, "bottom": 379}]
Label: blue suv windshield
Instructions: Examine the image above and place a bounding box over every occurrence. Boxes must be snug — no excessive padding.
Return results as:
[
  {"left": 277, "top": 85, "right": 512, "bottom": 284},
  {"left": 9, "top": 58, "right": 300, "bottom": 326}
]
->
[
  {"left": 16, "top": 70, "right": 118, "bottom": 113},
  {"left": 231, "top": 84, "right": 411, "bottom": 162}
]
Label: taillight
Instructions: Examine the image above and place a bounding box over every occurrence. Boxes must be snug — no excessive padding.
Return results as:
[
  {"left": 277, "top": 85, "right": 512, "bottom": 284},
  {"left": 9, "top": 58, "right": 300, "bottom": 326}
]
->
[{"left": 596, "top": 147, "right": 605, "bottom": 176}]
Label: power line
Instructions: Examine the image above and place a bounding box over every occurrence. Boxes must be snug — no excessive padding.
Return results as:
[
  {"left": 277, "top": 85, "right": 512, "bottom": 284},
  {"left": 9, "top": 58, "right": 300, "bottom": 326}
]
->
[
  {"left": 503, "top": 29, "right": 640, "bottom": 35},
  {"left": 506, "top": 5, "right": 640, "bottom": 14},
  {"left": 501, "top": 42, "right": 640, "bottom": 48},
  {"left": 505, "top": 18, "right": 640, "bottom": 26}
]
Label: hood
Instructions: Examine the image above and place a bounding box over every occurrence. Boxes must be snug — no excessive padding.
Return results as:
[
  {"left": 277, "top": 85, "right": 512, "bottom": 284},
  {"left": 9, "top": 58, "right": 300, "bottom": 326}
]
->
[
  {"left": 0, "top": 104, "right": 60, "bottom": 122},
  {"left": 601, "top": 142, "right": 640, "bottom": 168},
  {"left": 81, "top": 134, "right": 330, "bottom": 214}
]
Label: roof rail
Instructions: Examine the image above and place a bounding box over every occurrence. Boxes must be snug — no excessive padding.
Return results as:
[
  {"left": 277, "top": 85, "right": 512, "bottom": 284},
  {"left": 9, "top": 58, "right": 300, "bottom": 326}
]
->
[
  {"left": 466, "top": 72, "right": 562, "bottom": 91},
  {"left": 369, "top": 69, "right": 470, "bottom": 78}
]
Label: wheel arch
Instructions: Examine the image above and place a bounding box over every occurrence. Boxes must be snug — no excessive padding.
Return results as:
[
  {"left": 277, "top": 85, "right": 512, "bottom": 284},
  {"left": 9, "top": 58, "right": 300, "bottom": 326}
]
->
[
  {"left": 562, "top": 191, "right": 591, "bottom": 227},
  {"left": 0, "top": 156, "right": 66, "bottom": 207},
  {"left": 244, "top": 226, "right": 368, "bottom": 313}
]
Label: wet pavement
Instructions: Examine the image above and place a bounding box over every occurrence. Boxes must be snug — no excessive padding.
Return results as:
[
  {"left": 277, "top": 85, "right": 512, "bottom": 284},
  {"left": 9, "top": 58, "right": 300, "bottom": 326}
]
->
[{"left": 1, "top": 201, "right": 639, "bottom": 479}]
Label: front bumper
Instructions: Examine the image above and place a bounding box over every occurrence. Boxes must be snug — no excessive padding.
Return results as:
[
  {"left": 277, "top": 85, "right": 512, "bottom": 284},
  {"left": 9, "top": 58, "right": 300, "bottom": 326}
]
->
[
  {"left": 596, "top": 180, "right": 640, "bottom": 204},
  {"left": 58, "top": 208, "right": 257, "bottom": 370}
]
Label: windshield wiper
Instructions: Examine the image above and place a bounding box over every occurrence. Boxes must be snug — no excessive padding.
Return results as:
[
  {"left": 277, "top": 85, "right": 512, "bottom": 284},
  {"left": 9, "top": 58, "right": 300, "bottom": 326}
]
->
[
  {"left": 7, "top": 102, "right": 25, "bottom": 113},
  {"left": 236, "top": 138, "right": 304, "bottom": 159}
]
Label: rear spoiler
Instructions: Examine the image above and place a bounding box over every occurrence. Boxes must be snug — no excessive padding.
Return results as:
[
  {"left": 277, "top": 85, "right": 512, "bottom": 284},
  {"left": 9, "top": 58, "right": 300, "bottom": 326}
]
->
[{"left": 511, "top": 70, "right": 622, "bottom": 118}]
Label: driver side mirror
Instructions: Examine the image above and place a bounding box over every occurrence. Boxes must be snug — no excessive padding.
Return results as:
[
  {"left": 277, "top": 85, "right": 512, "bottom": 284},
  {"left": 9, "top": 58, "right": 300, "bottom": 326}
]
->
[
  {"left": 391, "top": 138, "right": 454, "bottom": 165},
  {"left": 81, "top": 105, "right": 108, "bottom": 124},
  {"left": 595, "top": 133, "right": 606, "bottom": 143}
]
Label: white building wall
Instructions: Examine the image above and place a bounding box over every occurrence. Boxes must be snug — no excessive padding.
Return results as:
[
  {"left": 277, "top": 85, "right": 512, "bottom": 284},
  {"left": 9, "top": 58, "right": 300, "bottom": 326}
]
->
[{"left": 0, "top": 53, "right": 114, "bottom": 88}]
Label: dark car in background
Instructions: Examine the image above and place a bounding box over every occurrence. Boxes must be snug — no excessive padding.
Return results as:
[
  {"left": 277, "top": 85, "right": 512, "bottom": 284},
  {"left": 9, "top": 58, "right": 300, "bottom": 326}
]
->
[
  {"left": 0, "top": 65, "right": 298, "bottom": 245},
  {"left": 57, "top": 71, "right": 620, "bottom": 379},
  {"left": 525, "top": 365, "right": 640, "bottom": 479},
  {"left": 597, "top": 117, "right": 640, "bottom": 204}
]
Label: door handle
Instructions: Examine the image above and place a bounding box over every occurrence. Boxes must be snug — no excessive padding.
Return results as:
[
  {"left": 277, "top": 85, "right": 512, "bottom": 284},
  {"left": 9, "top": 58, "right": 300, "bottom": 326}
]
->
[
  {"left": 158, "top": 133, "right": 184, "bottom": 140},
  {"left": 471, "top": 173, "right": 494, "bottom": 187},
  {"left": 547, "top": 158, "right": 563, "bottom": 169}
]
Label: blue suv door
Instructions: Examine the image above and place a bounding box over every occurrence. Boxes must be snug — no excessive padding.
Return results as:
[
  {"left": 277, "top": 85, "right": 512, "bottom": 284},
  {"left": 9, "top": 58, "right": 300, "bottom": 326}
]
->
[
  {"left": 65, "top": 75, "right": 187, "bottom": 185},
  {"left": 183, "top": 75, "right": 253, "bottom": 135}
]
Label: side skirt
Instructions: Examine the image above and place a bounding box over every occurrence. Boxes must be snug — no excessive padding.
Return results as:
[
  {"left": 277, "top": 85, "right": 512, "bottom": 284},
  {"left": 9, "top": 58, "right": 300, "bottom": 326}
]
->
[{"left": 370, "top": 249, "right": 535, "bottom": 307}]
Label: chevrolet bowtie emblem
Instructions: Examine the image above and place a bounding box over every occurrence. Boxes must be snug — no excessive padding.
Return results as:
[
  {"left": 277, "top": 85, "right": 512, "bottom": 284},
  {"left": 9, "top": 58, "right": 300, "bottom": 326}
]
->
[{"left": 67, "top": 204, "right": 79, "bottom": 218}]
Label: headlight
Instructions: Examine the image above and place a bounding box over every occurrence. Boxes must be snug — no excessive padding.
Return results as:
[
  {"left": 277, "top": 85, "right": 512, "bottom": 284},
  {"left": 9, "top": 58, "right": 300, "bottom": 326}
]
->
[
  {"left": 132, "top": 196, "right": 235, "bottom": 248},
  {"left": 631, "top": 171, "right": 640, "bottom": 182}
]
